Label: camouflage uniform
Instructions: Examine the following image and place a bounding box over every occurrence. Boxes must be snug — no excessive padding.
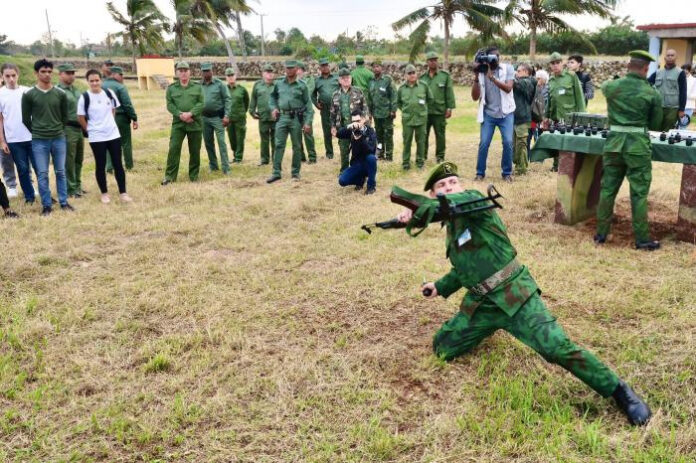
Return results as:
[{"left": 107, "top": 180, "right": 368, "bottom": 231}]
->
[
  {"left": 596, "top": 71, "right": 663, "bottom": 243},
  {"left": 330, "top": 84, "right": 369, "bottom": 172}
]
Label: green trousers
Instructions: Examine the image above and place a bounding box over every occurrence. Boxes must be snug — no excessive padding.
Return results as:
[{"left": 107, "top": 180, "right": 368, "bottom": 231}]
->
[
  {"left": 258, "top": 120, "right": 276, "bottom": 165},
  {"left": 320, "top": 106, "right": 334, "bottom": 158},
  {"left": 203, "top": 116, "right": 229, "bottom": 173},
  {"left": 374, "top": 117, "right": 394, "bottom": 160},
  {"left": 433, "top": 292, "right": 620, "bottom": 398},
  {"left": 596, "top": 152, "right": 652, "bottom": 242},
  {"left": 106, "top": 115, "right": 133, "bottom": 172},
  {"left": 300, "top": 128, "right": 317, "bottom": 162},
  {"left": 426, "top": 114, "right": 446, "bottom": 162},
  {"left": 337, "top": 138, "right": 351, "bottom": 173},
  {"left": 402, "top": 123, "right": 427, "bottom": 169},
  {"left": 165, "top": 123, "right": 202, "bottom": 182},
  {"left": 272, "top": 114, "right": 303, "bottom": 178},
  {"left": 227, "top": 119, "right": 246, "bottom": 163},
  {"left": 660, "top": 107, "right": 679, "bottom": 132},
  {"left": 513, "top": 122, "right": 530, "bottom": 175},
  {"left": 64, "top": 126, "right": 84, "bottom": 196}
]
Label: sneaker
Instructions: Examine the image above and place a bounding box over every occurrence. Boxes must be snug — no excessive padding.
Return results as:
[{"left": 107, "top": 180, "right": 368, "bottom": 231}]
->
[
  {"left": 101, "top": 194, "right": 111, "bottom": 204},
  {"left": 4, "top": 209, "right": 19, "bottom": 218},
  {"left": 60, "top": 203, "right": 75, "bottom": 212},
  {"left": 7, "top": 188, "right": 17, "bottom": 198},
  {"left": 502, "top": 175, "right": 513, "bottom": 183},
  {"left": 266, "top": 175, "right": 281, "bottom": 184},
  {"left": 41, "top": 206, "right": 52, "bottom": 216},
  {"left": 119, "top": 193, "right": 133, "bottom": 203},
  {"left": 365, "top": 187, "right": 376, "bottom": 195},
  {"left": 474, "top": 175, "right": 485, "bottom": 181}
]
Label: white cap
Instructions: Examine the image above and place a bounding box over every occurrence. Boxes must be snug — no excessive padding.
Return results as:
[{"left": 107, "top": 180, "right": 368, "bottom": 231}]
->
[{"left": 535, "top": 70, "right": 549, "bottom": 81}]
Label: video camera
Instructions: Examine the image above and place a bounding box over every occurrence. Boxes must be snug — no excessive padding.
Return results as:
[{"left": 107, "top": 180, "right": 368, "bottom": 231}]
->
[
  {"left": 474, "top": 49, "right": 499, "bottom": 74},
  {"left": 352, "top": 123, "right": 367, "bottom": 138}
]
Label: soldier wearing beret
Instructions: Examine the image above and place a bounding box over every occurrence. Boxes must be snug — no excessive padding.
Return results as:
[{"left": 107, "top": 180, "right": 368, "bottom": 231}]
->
[
  {"left": 397, "top": 64, "right": 433, "bottom": 170},
  {"left": 103, "top": 66, "right": 138, "bottom": 172},
  {"left": 57, "top": 63, "right": 84, "bottom": 198},
  {"left": 200, "top": 62, "right": 231, "bottom": 174},
  {"left": 594, "top": 51, "right": 663, "bottom": 250},
  {"left": 312, "top": 58, "right": 339, "bottom": 160},
  {"left": 420, "top": 51, "right": 455, "bottom": 163},
  {"left": 350, "top": 55, "right": 374, "bottom": 93},
  {"left": 330, "top": 68, "right": 369, "bottom": 173},
  {"left": 225, "top": 67, "right": 250, "bottom": 165},
  {"left": 296, "top": 61, "right": 318, "bottom": 163},
  {"left": 367, "top": 59, "right": 397, "bottom": 161},
  {"left": 393, "top": 161, "right": 652, "bottom": 427},
  {"left": 249, "top": 64, "right": 276, "bottom": 166}
]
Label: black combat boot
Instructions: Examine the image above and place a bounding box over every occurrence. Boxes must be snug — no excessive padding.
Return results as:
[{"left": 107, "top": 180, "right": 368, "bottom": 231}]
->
[
  {"left": 635, "top": 240, "right": 660, "bottom": 251},
  {"left": 612, "top": 380, "right": 651, "bottom": 426},
  {"left": 593, "top": 234, "right": 606, "bottom": 244}
]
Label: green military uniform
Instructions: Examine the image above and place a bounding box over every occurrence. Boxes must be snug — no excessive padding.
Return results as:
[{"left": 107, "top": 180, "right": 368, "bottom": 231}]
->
[
  {"left": 164, "top": 62, "right": 204, "bottom": 183},
  {"left": 200, "top": 63, "right": 231, "bottom": 173},
  {"left": 312, "top": 58, "right": 339, "bottom": 159},
  {"left": 367, "top": 62, "right": 397, "bottom": 161},
  {"left": 420, "top": 52, "right": 455, "bottom": 162},
  {"left": 225, "top": 69, "right": 250, "bottom": 164},
  {"left": 512, "top": 75, "right": 536, "bottom": 175},
  {"left": 397, "top": 65, "right": 433, "bottom": 170},
  {"left": 249, "top": 64, "right": 276, "bottom": 165},
  {"left": 268, "top": 61, "right": 314, "bottom": 180},
  {"left": 103, "top": 67, "right": 138, "bottom": 171},
  {"left": 651, "top": 66, "right": 683, "bottom": 131},
  {"left": 57, "top": 64, "right": 84, "bottom": 197},
  {"left": 330, "top": 69, "right": 370, "bottom": 172},
  {"left": 298, "top": 62, "right": 317, "bottom": 163},
  {"left": 596, "top": 51, "right": 663, "bottom": 246},
  {"left": 350, "top": 55, "right": 374, "bottom": 93},
  {"left": 401, "top": 162, "right": 620, "bottom": 399}
]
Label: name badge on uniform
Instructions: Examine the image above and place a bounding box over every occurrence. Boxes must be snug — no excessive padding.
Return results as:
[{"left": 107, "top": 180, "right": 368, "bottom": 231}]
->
[
  {"left": 438, "top": 83, "right": 445, "bottom": 88},
  {"left": 418, "top": 99, "right": 426, "bottom": 105},
  {"left": 558, "top": 88, "right": 566, "bottom": 95},
  {"left": 457, "top": 229, "right": 472, "bottom": 247},
  {"left": 379, "top": 87, "right": 386, "bottom": 92}
]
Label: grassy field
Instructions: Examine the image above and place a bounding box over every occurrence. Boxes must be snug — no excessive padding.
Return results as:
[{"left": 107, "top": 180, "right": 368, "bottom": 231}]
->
[{"left": 1, "top": 81, "right": 695, "bottom": 463}]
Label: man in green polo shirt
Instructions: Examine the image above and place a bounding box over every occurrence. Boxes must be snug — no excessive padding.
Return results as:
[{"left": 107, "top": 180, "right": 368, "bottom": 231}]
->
[
  {"left": 226, "top": 67, "right": 249, "bottom": 164},
  {"left": 297, "top": 61, "right": 317, "bottom": 163},
  {"left": 397, "top": 64, "right": 433, "bottom": 170},
  {"left": 312, "top": 58, "right": 339, "bottom": 159},
  {"left": 249, "top": 64, "right": 276, "bottom": 166},
  {"left": 267, "top": 60, "right": 313, "bottom": 183},
  {"left": 57, "top": 63, "right": 84, "bottom": 198},
  {"left": 200, "top": 62, "right": 231, "bottom": 174},
  {"left": 350, "top": 55, "right": 374, "bottom": 93},
  {"left": 420, "top": 52, "right": 455, "bottom": 163},
  {"left": 162, "top": 61, "right": 204, "bottom": 185},
  {"left": 103, "top": 66, "right": 138, "bottom": 172},
  {"left": 367, "top": 59, "right": 397, "bottom": 161}
]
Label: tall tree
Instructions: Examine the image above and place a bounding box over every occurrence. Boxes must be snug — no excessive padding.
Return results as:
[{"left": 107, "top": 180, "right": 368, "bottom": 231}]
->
[
  {"left": 171, "top": 0, "right": 216, "bottom": 58},
  {"left": 106, "top": 0, "right": 168, "bottom": 71},
  {"left": 392, "top": 0, "right": 505, "bottom": 67},
  {"left": 504, "top": 0, "right": 616, "bottom": 59}
]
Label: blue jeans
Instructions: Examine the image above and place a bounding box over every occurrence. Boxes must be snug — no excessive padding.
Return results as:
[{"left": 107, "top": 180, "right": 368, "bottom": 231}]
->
[
  {"left": 8, "top": 141, "right": 36, "bottom": 202},
  {"left": 31, "top": 137, "right": 68, "bottom": 207},
  {"left": 681, "top": 108, "right": 694, "bottom": 129},
  {"left": 338, "top": 154, "right": 377, "bottom": 189},
  {"left": 476, "top": 112, "right": 514, "bottom": 177}
]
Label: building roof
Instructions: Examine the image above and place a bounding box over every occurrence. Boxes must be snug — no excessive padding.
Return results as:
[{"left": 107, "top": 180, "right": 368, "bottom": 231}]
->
[{"left": 637, "top": 23, "right": 696, "bottom": 31}]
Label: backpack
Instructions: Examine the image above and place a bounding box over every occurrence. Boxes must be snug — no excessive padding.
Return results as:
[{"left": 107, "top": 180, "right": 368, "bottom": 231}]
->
[
  {"left": 531, "top": 84, "right": 545, "bottom": 123},
  {"left": 82, "top": 89, "right": 117, "bottom": 122}
]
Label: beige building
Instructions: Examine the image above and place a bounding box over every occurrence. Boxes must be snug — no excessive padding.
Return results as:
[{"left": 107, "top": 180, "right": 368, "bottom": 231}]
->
[{"left": 637, "top": 22, "right": 696, "bottom": 73}]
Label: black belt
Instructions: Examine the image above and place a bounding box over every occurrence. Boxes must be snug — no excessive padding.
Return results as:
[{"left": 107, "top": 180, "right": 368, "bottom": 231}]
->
[
  {"left": 280, "top": 109, "right": 304, "bottom": 115},
  {"left": 66, "top": 121, "right": 81, "bottom": 128},
  {"left": 202, "top": 109, "right": 225, "bottom": 118}
]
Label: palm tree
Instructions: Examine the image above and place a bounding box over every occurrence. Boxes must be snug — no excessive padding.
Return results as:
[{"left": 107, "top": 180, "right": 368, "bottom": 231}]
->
[
  {"left": 392, "top": 0, "right": 505, "bottom": 67},
  {"left": 171, "top": 0, "right": 216, "bottom": 58},
  {"left": 503, "top": 0, "right": 617, "bottom": 59},
  {"left": 106, "top": 0, "right": 168, "bottom": 72}
]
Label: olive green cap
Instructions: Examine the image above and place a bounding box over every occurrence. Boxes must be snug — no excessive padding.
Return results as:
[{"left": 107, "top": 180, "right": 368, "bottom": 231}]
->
[
  {"left": 262, "top": 64, "right": 274, "bottom": 72},
  {"left": 372, "top": 58, "right": 382, "bottom": 66},
  {"left": 104, "top": 59, "right": 114, "bottom": 66},
  {"left": 424, "top": 162, "right": 459, "bottom": 191},
  {"left": 200, "top": 62, "right": 213, "bottom": 71},
  {"left": 110, "top": 66, "right": 123, "bottom": 75},
  {"left": 284, "top": 60, "right": 297, "bottom": 68},
  {"left": 356, "top": 55, "right": 365, "bottom": 64},
  {"left": 629, "top": 50, "right": 655, "bottom": 63},
  {"left": 548, "top": 52, "right": 562, "bottom": 64},
  {"left": 297, "top": 61, "right": 306, "bottom": 70},
  {"left": 338, "top": 61, "right": 349, "bottom": 69},
  {"left": 426, "top": 51, "right": 438, "bottom": 60},
  {"left": 405, "top": 64, "right": 417, "bottom": 73},
  {"left": 318, "top": 58, "right": 330, "bottom": 65},
  {"left": 57, "top": 63, "right": 76, "bottom": 72},
  {"left": 176, "top": 61, "right": 190, "bottom": 70},
  {"left": 225, "top": 67, "right": 235, "bottom": 76},
  {"left": 338, "top": 68, "right": 351, "bottom": 77}
]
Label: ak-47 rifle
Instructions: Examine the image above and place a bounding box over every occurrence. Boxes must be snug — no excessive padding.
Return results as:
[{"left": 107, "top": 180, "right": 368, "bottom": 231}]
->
[{"left": 361, "top": 184, "right": 503, "bottom": 234}]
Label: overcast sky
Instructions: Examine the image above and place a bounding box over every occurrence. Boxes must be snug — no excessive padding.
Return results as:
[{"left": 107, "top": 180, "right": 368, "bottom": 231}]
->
[{"left": 4, "top": 0, "right": 692, "bottom": 47}]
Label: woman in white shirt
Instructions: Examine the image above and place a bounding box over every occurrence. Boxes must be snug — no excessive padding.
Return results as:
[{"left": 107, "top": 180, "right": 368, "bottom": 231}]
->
[
  {"left": 682, "top": 64, "right": 695, "bottom": 129},
  {"left": 77, "top": 69, "right": 132, "bottom": 203}
]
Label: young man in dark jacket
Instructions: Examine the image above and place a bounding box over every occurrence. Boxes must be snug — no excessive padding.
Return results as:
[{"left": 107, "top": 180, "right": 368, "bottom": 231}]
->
[
  {"left": 512, "top": 64, "right": 536, "bottom": 175},
  {"left": 336, "top": 109, "right": 377, "bottom": 194},
  {"left": 568, "top": 55, "right": 594, "bottom": 106}
]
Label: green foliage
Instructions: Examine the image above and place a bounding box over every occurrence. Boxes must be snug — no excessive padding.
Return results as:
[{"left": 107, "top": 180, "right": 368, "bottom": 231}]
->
[
  {"left": 590, "top": 25, "right": 649, "bottom": 55},
  {"left": 0, "top": 56, "right": 35, "bottom": 86}
]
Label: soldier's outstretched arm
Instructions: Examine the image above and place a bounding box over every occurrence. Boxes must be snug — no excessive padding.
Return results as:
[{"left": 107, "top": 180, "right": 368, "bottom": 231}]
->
[{"left": 434, "top": 268, "right": 463, "bottom": 299}]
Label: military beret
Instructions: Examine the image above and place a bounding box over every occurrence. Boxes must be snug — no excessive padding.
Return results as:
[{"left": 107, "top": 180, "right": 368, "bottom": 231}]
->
[
  {"left": 548, "top": 52, "right": 562, "bottom": 64},
  {"left": 297, "top": 61, "right": 306, "bottom": 70},
  {"left": 405, "top": 64, "right": 417, "bottom": 74},
  {"left": 338, "top": 68, "right": 351, "bottom": 77},
  {"left": 424, "top": 161, "right": 459, "bottom": 191},
  {"left": 628, "top": 50, "right": 655, "bottom": 63},
  {"left": 200, "top": 62, "right": 213, "bottom": 71},
  {"left": 318, "top": 58, "right": 330, "bottom": 65},
  {"left": 372, "top": 59, "right": 382, "bottom": 66},
  {"left": 104, "top": 59, "right": 114, "bottom": 66},
  {"left": 110, "top": 66, "right": 123, "bottom": 75},
  {"left": 57, "top": 63, "right": 75, "bottom": 72},
  {"left": 284, "top": 60, "right": 297, "bottom": 68},
  {"left": 262, "top": 64, "right": 274, "bottom": 72},
  {"left": 176, "top": 61, "right": 190, "bottom": 70},
  {"left": 426, "top": 51, "right": 438, "bottom": 60},
  {"left": 356, "top": 55, "right": 365, "bottom": 64},
  {"left": 225, "top": 67, "right": 235, "bottom": 75}
]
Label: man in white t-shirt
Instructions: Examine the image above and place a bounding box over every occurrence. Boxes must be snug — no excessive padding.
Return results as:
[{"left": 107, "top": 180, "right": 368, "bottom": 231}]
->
[
  {"left": 0, "top": 63, "right": 36, "bottom": 203},
  {"left": 682, "top": 64, "right": 695, "bottom": 129}
]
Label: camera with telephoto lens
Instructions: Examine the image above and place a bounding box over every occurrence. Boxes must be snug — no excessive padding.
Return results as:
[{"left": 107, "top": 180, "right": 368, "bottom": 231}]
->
[
  {"left": 352, "top": 123, "right": 366, "bottom": 138},
  {"left": 474, "top": 49, "right": 499, "bottom": 74}
]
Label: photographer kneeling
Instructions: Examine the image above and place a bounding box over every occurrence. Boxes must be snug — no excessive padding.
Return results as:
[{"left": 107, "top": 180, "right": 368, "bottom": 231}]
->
[{"left": 337, "top": 109, "right": 377, "bottom": 194}]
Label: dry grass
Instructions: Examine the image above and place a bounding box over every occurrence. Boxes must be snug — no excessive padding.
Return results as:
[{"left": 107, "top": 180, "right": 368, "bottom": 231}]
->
[{"left": 1, "top": 82, "right": 695, "bottom": 463}]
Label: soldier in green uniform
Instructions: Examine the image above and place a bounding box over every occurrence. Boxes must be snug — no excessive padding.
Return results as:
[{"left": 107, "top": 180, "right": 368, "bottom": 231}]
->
[
  {"left": 392, "top": 161, "right": 651, "bottom": 426},
  {"left": 249, "top": 64, "right": 276, "bottom": 166},
  {"left": 367, "top": 59, "right": 397, "bottom": 161},
  {"left": 225, "top": 68, "right": 249, "bottom": 164},
  {"left": 57, "top": 63, "right": 84, "bottom": 198},
  {"left": 200, "top": 62, "right": 231, "bottom": 174},
  {"left": 266, "top": 60, "right": 313, "bottom": 183},
  {"left": 162, "top": 62, "right": 204, "bottom": 185},
  {"left": 103, "top": 66, "right": 138, "bottom": 171},
  {"left": 648, "top": 49, "right": 687, "bottom": 131},
  {"left": 350, "top": 55, "right": 374, "bottom": 93},
  {"left": 545, "top": 52, "right": 586, "bottom": 171},
  {"left": 595, "top": 51, "right": 663, "bottom": 251},
  {"left": 330, "top": 68, "right": 369, "bottom": 173},
  {"left": 397, "top": 64, "right": 433, "bottom": 170},
  {"left": 420, "top": 52, "right": 455, "bottom": 163},
  {"left": 312, "top": 58, "right": 339, "bottom": 159},
  {"left": 297, "top": 61, "right": 317, "bottom": 163}
]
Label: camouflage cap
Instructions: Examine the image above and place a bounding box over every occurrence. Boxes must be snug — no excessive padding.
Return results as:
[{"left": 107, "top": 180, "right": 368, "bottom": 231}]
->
[
  {"left": 424, "top": 161, "right": 459, "bottom": 191},
  {"left": 57, "top": 63, "right": 76, "bottom": 72},
  {"left": 372, "top": 58, "right": 382, "bottom": 66},
  {"left": 426, "top": 51, "right": 438, "bottom": 60},
  {"left": 262, "top": 64, "right": 274, "bottom": 72},
  {"left": 356, "top": 55, "right": 365, "bottom": 64},
  {"left": 338, "top": 68, "right": 351, "bottom": 77},
  {"left": 110, "top": 66, "right": 124, "bottom": 75},
  {"left": 225, "top": 67, "right": 235, "bottom": 76},
  {"left": 200, "top": 62, "right": 213, "bottom": 71},
  {"left": 297, "top": 61, "right": 306, "bottom": 70},
  {"left": 548, "top": 52, "right": 563, "bottom": 64},
  {"left": 405, "top": 64, "right": 417, "bottom": 74},
  {"left": 284, "top": 60, "right": 297, "bottom": 68},
  {"left": 176, "top": 61, "right": 190, "bottom": 70},
  {"left": 318, "top": 58, "right": 330, "bottom": 65},
  {"left": 629, "top": 50, "right": 655, "bottom": 63}
]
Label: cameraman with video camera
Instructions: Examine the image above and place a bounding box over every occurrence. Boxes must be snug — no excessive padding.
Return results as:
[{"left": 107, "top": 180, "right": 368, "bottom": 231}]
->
[
  {"left": 471, "top": 46, "right": 515, "bottom": 182},
  {"left": 336, "top": 109, "right": 377, "bottom": 194}
]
